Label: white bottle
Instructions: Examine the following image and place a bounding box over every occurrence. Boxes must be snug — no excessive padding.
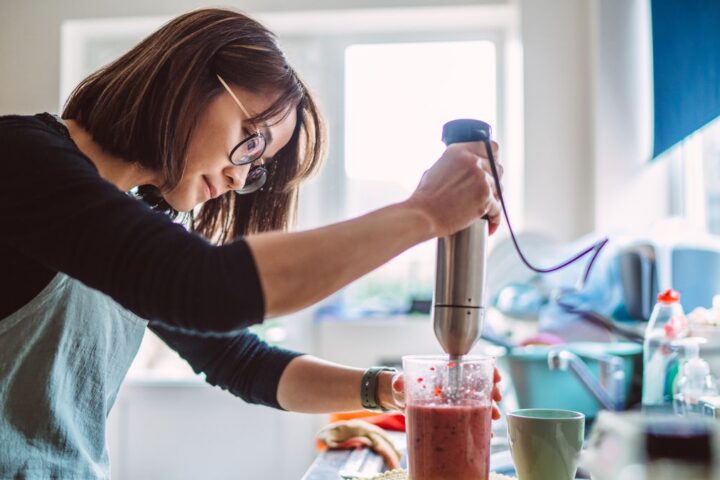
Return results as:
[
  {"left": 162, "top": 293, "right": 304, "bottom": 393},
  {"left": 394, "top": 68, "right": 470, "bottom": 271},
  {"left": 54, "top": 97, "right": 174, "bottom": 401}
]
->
[
  {"left": 673, "top": 338, "right": 718, "bottom": 416},
  {"left": 642, "top": 289, "right": 689, "bottom": 410}
]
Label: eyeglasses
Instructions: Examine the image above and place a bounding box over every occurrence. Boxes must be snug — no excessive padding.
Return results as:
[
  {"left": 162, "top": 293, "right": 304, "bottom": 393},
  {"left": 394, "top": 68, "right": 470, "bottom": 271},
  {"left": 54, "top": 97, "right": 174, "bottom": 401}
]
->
[{"left": 217, "top": 74, "right": 269, "bottom": 195}]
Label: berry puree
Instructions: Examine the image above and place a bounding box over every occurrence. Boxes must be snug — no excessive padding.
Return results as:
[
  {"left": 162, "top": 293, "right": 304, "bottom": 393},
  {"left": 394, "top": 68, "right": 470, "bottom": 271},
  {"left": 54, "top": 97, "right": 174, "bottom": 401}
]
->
[{"left": 406, "top": 404, "right": 492, "bottom": 480}]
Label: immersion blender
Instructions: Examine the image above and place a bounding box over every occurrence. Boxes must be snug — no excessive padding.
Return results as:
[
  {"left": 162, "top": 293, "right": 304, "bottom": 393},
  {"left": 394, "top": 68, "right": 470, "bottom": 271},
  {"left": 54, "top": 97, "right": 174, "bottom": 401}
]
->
[
  {"left": 433, "top": 119, "right": 492, "bottom": 396},
  {"left": 433, "top": 118, "right": 611, "bottom": 398}
]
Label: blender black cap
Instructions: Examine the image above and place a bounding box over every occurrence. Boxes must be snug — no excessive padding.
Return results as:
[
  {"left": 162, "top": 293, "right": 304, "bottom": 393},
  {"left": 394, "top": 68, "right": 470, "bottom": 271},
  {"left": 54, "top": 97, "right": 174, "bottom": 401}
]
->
[
  {"left": 442, "top": 119, "right": 492, "bottom": 145},
  {"left": 645, "top": 420, "right": 713, "bottom": 463}
]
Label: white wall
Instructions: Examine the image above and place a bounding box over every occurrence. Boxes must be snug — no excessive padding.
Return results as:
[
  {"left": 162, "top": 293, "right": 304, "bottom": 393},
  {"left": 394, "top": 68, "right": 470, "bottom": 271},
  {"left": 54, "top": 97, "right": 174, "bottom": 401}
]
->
[
  {"left": 591, "top": 0, "right": 671, "bottom": 234},
  {"left": 106, "top": 380, "right": 324, "bottom": 479},
  {"left": 519, "top": 0, "right": 595, "bottom": 240}
]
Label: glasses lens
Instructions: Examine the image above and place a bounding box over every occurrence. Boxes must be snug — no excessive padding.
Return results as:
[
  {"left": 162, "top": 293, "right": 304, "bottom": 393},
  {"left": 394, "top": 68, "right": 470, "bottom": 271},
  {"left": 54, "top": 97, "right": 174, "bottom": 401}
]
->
[
  {"left": 235, "top": 166, "right": 267, "bottom": 195},
  {"left": 230, "top": 133, "right": 266, "bottom": 166}
]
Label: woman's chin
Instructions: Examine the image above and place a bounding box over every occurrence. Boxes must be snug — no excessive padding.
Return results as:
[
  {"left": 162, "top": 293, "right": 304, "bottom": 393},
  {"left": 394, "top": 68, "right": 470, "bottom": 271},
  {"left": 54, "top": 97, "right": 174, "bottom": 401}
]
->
[{"left": 162, "top": 194, "right": 195, "bottom": 213}]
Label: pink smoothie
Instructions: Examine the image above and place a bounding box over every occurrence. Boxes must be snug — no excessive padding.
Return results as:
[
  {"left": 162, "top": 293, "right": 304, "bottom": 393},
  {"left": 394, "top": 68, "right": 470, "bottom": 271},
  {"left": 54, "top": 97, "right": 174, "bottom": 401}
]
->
[{"left": 406, "top": 404, "right": 492, "bottom": 480}]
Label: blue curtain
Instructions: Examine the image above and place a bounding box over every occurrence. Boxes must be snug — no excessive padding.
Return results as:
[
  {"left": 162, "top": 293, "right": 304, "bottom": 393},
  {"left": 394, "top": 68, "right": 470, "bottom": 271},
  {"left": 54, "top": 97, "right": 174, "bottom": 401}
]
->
[{"left": 651, "top": 0, "right": 720, "bottom": 158}]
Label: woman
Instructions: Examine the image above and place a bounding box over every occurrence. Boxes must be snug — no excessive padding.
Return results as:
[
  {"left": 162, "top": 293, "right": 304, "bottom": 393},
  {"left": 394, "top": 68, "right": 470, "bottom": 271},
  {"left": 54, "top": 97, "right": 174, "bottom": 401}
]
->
[{"left": 0, "top": 8, "right": 503, "bottom": 477}]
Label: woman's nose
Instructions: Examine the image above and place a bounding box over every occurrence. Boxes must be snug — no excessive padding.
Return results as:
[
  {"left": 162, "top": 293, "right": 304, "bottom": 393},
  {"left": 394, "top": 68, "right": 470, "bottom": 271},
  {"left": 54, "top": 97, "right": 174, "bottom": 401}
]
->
[{"left": 224, "top": 164, "right": 250, "bottom": 191}]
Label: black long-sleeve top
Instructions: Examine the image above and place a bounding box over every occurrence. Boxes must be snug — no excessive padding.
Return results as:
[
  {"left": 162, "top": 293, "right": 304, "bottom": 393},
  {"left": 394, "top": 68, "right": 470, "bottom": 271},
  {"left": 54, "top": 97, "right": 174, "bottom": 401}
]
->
[{"left": 0, "top": 113, "right": 304, "bottom": 409}]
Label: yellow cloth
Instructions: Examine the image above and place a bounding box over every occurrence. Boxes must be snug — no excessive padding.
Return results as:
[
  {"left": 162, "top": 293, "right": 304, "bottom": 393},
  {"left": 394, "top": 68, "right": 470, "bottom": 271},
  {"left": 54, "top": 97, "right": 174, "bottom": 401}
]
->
[{"left": 316, "top": 419, "right": 403, "bottom": 469}]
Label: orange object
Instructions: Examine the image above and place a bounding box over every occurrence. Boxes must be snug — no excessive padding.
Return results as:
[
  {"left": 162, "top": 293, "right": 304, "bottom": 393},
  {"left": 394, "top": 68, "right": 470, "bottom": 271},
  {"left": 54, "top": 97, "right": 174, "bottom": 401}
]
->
[
  {"left": 329, "top": 411, "right": 405, "bottom": 432},
  {"left": 366, "top": 412, "right": 405, "bottom": 432},
  {"left": 329, "top": 410, "right": 382, "bottom": 423}
]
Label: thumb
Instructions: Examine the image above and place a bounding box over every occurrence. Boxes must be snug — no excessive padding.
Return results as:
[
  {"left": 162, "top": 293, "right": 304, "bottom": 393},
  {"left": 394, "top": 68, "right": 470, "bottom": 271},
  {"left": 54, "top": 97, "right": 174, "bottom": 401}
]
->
[{"left": 391, "top": 374, "right": 406, "bottom": 410}]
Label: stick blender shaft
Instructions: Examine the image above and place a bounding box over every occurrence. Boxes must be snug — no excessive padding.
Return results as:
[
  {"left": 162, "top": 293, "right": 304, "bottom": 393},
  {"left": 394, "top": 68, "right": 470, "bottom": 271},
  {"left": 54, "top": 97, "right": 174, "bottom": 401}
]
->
[{"left": 433, "top": 119, "right": 491, "bottom": 399}]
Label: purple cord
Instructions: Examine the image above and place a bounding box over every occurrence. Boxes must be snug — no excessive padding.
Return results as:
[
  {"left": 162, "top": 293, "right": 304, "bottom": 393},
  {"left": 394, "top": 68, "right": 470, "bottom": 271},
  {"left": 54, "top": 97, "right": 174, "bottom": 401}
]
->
[{"left": 483, "top": 140, "right": 608, "bottom": 288}]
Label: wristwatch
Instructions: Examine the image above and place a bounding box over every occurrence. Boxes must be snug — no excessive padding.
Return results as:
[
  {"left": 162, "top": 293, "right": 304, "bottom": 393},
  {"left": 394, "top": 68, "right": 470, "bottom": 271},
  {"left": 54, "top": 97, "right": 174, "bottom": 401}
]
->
[{"left": 361, "top": 366, "right": 398, "bottom": 412}]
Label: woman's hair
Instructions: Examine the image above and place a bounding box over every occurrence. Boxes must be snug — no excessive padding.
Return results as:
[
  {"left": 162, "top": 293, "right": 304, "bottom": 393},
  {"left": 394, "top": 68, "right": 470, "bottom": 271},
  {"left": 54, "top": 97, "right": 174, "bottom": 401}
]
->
[{"left": 62, "top": 8, "right": 326, "bottom": 243}]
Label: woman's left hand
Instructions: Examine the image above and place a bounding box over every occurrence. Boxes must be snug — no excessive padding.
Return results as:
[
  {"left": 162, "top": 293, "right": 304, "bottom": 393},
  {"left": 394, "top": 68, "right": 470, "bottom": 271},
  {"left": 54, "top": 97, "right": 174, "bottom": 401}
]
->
[{"left": 378, "top": 368, "right": 503, "bottom": 420}]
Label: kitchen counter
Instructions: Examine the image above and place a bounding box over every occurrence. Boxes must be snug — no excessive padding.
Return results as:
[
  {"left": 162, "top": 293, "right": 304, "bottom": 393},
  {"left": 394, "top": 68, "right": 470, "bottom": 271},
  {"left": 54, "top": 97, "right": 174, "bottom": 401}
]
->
[
  {"left": 302, "top": 432, "right": 591, "bottom": 479},
  {"left": 301, "top": 444, "right": 400, "bottom": 480},
  {"left": 302, "top": 431, "right": 405, "bottom": 480}
]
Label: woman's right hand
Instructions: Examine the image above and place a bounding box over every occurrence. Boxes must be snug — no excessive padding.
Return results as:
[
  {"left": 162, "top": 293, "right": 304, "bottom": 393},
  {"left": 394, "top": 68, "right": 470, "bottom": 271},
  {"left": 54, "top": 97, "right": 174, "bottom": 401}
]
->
[{"left": 407, "top": 141, "right": 503, "bottom": 237}]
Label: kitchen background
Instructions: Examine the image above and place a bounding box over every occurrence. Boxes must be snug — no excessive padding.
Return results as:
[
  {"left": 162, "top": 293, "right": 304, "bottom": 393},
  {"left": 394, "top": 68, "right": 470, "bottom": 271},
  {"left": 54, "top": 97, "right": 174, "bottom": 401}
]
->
[{"left": 1, "top": 0, "right": 719, "bottom": 478}]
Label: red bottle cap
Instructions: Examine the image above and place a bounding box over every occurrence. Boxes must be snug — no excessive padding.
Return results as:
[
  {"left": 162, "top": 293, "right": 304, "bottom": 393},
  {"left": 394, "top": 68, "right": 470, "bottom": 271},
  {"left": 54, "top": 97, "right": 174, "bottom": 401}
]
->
[{"left": 657, "top": 289, "right": 680, "bottom": 303}]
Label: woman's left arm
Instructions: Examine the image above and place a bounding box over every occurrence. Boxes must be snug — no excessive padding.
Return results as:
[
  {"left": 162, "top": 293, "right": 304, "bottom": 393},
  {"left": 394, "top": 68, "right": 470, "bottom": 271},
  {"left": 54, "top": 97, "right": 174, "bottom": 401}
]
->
[
  {"left": 277, "top": 355, "right": 502, "bottom": 416},
  {"left": 276, "top": 355, "right": 396, "bottom": 413}
]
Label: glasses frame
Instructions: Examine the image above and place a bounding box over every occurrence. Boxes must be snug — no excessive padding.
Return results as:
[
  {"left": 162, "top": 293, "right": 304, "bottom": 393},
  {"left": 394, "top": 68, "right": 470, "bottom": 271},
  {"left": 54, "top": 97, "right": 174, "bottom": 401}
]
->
[{"left": 217, "top": 74, "right": 269, "bottom": 194}]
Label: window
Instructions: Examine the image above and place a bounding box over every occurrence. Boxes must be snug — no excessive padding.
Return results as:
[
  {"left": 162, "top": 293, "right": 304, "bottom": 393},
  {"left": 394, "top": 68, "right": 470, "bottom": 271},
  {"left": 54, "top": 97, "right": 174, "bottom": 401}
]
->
[
  {"left": 675, "top": 117, "right": 720, "bottom": 234},
  {"left": 701, "top": 120, "right": 720, "bottom": 233},
  {"left": 341, "top": 40, "right": 498, "bottom": 313}
]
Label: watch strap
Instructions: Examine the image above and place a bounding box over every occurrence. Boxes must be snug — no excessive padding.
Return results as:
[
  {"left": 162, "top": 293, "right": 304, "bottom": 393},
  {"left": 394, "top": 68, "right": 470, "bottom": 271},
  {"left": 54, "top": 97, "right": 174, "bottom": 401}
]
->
[{"left": 361, "top": 366, "right": 397, "bottom": 411}]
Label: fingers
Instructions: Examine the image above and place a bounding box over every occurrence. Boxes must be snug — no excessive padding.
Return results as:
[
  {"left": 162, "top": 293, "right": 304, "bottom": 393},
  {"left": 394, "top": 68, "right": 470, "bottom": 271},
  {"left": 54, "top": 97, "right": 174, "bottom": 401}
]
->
[
  {"left": 484, "top": 193, "right": 502, "bottom": 234},
  {"left": 492, "top": 368, "right": 503, "bottom": 402},
  {"left": 492, "top": 368, "right": 502, "bottom": 420},
  {"left": 391, "top": 373, "right": 404, "bottom": 393},
  {"left": 391, "top": 373, "right": 406, "bottom": 410},
  {"left": 465, "top": 141, "right": 504, "bottom": 180},
  {"left": 447, "top": 141, "right": 503, "bottom": 181},
  {"left": 451, "top": 140, "right": 499, "bottom": 159},
  {"left": 477, "top": 157, "right": 504, "bottom": 181},
  {"left": 492, "top": 386, "right": 502, "bottom": 403},
  {"left": 464, "top": 145, "right": 504, "bottom": 229}
]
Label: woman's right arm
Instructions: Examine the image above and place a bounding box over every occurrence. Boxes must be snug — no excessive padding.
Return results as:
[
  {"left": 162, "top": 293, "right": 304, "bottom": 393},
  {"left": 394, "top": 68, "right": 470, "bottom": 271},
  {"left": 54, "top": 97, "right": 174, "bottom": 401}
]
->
[
  {"left": 0, "top": 117, "right": 500, "bottom": 333},
  {"left": 248, "top": 141, "right": 502, "bottom": 317}
]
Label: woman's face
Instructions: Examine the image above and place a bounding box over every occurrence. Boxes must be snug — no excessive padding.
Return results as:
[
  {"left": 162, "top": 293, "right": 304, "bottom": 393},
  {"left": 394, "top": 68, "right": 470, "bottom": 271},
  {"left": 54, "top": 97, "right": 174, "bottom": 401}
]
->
[{"left": 162, "top": 85, "right": 297, "bottom": 212}]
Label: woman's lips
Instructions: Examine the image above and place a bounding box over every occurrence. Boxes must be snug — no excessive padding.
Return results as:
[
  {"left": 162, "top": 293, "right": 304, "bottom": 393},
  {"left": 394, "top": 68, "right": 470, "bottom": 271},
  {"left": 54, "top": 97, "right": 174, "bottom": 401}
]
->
[{"left": 203, "top": 176, "right": 217, "bottom": 200}]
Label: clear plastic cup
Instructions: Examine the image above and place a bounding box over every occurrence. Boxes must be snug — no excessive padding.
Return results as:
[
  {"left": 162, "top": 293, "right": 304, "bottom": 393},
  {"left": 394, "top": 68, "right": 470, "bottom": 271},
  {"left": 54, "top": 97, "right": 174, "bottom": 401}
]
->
[{"left": 403, "top": 355, "right": 495, "bottom": 480}]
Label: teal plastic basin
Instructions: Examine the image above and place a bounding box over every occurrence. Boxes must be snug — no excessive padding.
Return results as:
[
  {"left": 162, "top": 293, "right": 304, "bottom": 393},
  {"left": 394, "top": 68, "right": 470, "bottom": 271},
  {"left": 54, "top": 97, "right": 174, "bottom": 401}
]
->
[{"left": 499, "top": 342, "right": 642, "bottom": 419}]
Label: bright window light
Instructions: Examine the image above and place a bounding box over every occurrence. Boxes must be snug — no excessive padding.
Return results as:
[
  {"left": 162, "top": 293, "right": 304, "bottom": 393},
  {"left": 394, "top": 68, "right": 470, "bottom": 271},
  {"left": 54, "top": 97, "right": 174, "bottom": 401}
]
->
[
  {"left": 341, "top": 41, "right": 498, "bottom": 312},
  {"left": 345, "top": 41, "right": 497, "bottom": 196}
]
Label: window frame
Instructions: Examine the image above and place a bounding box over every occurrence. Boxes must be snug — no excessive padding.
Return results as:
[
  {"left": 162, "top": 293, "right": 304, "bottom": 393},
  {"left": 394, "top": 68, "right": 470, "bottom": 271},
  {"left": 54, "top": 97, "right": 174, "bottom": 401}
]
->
[{"left": 671, "top": 119, "right": 720, "bottom": 234}]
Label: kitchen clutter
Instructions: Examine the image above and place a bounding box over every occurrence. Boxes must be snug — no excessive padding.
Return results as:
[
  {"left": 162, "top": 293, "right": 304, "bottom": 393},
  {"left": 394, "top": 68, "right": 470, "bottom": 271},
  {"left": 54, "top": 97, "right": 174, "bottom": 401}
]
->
[
  {"left": 583, "top": 412, "right": 719, "bottom": 480},
  {"left": 482, "top": 225, "right": 720, "bottom": 477}
]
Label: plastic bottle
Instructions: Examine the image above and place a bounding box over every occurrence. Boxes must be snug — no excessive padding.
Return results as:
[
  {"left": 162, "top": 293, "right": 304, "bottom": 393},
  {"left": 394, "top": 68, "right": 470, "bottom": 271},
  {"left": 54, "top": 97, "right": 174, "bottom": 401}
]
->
[
  {"left": 673, "top": 338, "right": 718, "bottom": 416},
  {"left": 642, "top": 289, "right": 689, "bottom": 410}
]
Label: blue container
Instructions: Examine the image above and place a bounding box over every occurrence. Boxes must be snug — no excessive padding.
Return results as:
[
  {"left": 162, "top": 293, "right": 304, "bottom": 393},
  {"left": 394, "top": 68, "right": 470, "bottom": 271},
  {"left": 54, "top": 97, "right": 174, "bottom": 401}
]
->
[{"left": 500, "top": 342, "right": 642, "bottom": 419}]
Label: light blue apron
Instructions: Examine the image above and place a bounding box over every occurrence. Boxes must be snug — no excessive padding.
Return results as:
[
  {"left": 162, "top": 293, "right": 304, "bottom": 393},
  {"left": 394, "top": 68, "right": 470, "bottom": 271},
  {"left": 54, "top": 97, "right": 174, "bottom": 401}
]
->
[{"left": 0, "top": 272, "right": 147, "bottom": 478}]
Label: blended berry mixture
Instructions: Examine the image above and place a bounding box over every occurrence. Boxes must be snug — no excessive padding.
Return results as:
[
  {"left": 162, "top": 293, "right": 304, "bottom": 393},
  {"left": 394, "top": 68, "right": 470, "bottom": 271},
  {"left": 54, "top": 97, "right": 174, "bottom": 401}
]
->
[{"left": 406, "top": 404, "right": 492, "bottom": 480}]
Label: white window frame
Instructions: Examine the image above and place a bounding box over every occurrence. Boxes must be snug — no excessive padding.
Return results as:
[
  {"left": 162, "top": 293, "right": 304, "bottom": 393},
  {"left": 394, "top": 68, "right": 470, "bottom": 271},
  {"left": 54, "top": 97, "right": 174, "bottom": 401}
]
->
[{"left": 670, "top": 120, "right": 720, "bottom": 234}]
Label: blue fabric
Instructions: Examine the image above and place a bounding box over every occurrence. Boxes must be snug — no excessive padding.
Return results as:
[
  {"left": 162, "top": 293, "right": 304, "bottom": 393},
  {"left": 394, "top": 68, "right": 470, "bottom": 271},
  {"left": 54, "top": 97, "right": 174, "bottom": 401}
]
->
[
  {"left": 651, "top": 0, "right": 720, "bottom": 157},
  {"left": 0, "top": 273, "right": 147, "bottom": 478}
]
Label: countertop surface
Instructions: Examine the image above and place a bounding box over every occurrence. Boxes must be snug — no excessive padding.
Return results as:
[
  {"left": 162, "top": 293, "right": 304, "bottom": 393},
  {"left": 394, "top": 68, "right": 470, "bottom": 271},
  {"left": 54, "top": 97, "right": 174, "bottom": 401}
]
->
[{"left": 301, "top": 432, "right": 591, "bottom": 479}]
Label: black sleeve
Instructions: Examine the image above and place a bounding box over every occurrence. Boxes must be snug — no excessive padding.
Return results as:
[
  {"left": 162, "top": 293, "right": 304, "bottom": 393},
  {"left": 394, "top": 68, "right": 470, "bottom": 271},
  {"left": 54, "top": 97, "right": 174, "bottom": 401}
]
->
[
  {"left": 149, "top": 322, "right": 306, "bottom": 409},
  {"left": 0, "top": 115, "right": 264, "bottom": 335}
]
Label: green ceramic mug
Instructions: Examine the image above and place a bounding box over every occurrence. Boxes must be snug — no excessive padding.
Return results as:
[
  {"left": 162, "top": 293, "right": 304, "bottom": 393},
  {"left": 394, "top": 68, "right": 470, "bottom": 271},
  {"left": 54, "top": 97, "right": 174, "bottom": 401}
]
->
[{"left": 507, "top": 409, "right": 585, "bottom": 480}]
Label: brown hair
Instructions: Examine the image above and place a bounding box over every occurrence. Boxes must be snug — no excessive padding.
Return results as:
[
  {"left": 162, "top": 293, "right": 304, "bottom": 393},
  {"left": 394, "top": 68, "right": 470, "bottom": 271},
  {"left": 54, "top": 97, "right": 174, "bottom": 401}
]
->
[{"left": 62, "top": 8, "right": 326, "bottom": 243}]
